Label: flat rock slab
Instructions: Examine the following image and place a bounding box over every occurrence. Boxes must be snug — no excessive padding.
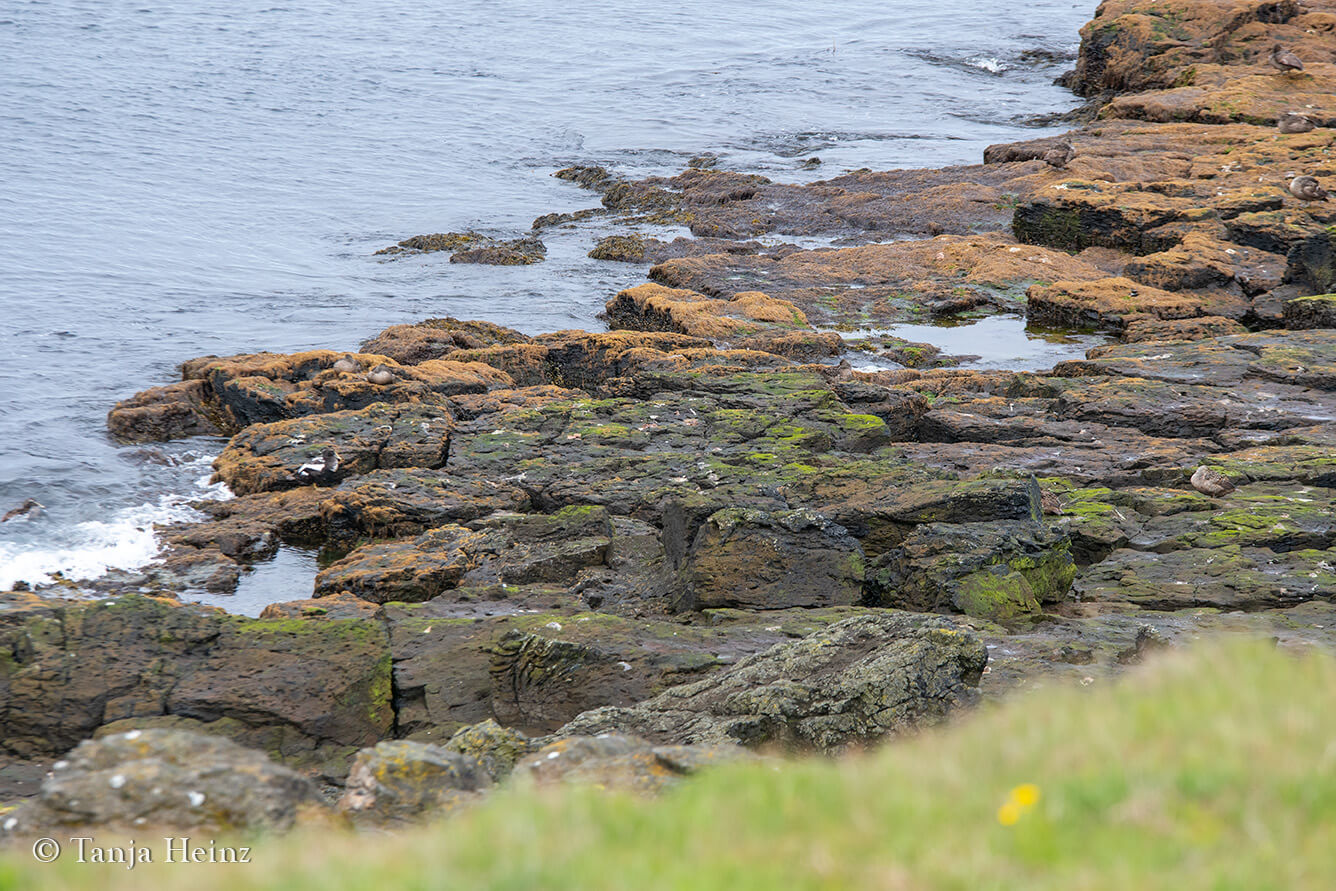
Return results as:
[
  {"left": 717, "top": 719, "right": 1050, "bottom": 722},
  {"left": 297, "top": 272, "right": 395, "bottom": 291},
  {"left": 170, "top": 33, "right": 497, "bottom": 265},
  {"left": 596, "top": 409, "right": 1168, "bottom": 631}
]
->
[{"left": 555, "top": 612, "right": 987, "bottom": 754}]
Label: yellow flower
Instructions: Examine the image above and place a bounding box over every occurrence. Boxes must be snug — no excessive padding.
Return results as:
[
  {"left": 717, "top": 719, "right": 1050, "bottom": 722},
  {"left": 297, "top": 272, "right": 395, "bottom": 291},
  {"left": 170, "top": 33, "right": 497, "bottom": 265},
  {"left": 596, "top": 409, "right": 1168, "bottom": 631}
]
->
[
  {"left": 1011, "top": 783, "right": 1041, "bottom": 808},
  {"left": 997, "top": 783, "right": 1041, "bottom": 826}
]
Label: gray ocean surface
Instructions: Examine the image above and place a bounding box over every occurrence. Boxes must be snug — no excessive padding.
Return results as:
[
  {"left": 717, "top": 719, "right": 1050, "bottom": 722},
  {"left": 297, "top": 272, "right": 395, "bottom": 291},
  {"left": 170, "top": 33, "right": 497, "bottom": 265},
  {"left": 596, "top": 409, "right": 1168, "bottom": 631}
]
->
[{"left": 0, "top": 0, "right": 1089, "bottom": 591}]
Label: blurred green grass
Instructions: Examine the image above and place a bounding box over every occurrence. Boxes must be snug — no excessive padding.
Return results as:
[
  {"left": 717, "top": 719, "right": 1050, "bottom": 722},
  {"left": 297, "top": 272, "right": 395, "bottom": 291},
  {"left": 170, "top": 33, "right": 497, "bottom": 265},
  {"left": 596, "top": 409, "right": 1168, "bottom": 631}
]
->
[{"left": 4, "top": 638, "right": 1333, "bottom": 890}]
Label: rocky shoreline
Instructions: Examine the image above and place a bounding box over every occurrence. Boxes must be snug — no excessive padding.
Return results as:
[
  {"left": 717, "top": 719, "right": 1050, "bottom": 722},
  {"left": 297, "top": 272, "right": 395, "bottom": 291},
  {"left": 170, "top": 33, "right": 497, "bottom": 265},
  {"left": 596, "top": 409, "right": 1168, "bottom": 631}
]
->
[{"left": 4, "top": 0, "right": 1336, "bottom": 835}]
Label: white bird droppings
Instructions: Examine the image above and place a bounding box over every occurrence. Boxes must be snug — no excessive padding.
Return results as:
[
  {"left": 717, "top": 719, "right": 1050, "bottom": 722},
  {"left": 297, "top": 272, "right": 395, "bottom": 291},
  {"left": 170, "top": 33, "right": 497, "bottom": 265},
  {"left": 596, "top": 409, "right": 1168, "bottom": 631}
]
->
[
  {"left": 188, "top": 791, "right": 206, "bottom": 807},
  {"left": 109, "top": 774, "right": 126, "bottom": 790}
]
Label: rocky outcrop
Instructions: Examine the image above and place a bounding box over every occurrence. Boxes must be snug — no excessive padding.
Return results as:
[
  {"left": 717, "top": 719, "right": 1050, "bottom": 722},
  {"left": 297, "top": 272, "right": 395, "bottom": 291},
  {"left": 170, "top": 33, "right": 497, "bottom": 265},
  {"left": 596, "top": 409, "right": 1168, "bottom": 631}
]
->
[
  {"left": 555, "top": 613, "right": 987, "bottom": 754},
  {"left": 0, "top": 730, "right": 326, "bottom": 837},
  {"left": 29, "top": 0, "right": 1336, "bottom": 825},
  {"left": 511, "top": 734, "right": 748, "bottom": 795},
  {"left": 0, "top": 595, "right": 392, "bottom": 775}
]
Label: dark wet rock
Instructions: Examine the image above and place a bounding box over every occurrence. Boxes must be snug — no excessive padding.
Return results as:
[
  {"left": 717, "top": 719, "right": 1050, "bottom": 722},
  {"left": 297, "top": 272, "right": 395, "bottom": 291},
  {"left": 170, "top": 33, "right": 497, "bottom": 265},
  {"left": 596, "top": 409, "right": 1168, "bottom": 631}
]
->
[
  {"left": 383, "top": 605, "right": 849, "bottom": 740},
  {"left": 531, "top": 207, "right": 605, "bottom": 230},
  {"left": 511, "top": 733, "right": 747, "bottom": 795},
  {"left": 984, "top": 136, "right": 1085, "bottom": 165},
  {"left": 1284, "top": 294, "right": 1336, "bottom": 330},
  {"left": 318, "top": 502, "right": 627, "bottom": 608},
  {"left": 450, "top": 236, "right": 547, "bottom": 266},
  {"left": 0, "top": 594, "right": 392, "bottom": 772},
  {"left": 0, "top": 730, "right": 326, "bottom": 837},
  {"left": 870, "top": 521, "right": 1075, "bottom": 624},
  {"left": 674, "top": 508, "right": 865, "bottom": 613},
  {"left": 336, "top": 740, "right": 490, "bottom": 825},
  {"left": 590, "top": 234, "right": 774, "bottom": 264},
  {"left": 555, "top": 613, "right": 986, "bottom": 753},
  {"left": 1074, "top": 544, "right": 1336, "bottom": 610},
  {"left": 314, "top": 525, "right": 484, "bottom": 603},
  {"left": 319, "top": 468, "right": 531, "bottom": 539},
  {"left": 1115, "top": 625, "right": 1171, "bottom": 664},
  {"left": 106, "top": 379, "right": 227, "bottom": 442},
  {"left": 213, "top": 403, "right": 452, "bottom": 496},
  {"left": 375, "top": 232, "right": 486, "bottom": 256}
]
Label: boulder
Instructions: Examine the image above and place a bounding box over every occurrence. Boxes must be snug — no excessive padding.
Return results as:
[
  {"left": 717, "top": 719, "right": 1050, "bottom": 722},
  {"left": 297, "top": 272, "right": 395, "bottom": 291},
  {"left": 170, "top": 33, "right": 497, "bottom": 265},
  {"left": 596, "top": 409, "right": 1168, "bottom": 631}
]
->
[
  {"left": 337, "top": 740, "right": 491, "bottom": 825},
  {"left": 0, "top": 730, "right": 325, "bottom": 837}
]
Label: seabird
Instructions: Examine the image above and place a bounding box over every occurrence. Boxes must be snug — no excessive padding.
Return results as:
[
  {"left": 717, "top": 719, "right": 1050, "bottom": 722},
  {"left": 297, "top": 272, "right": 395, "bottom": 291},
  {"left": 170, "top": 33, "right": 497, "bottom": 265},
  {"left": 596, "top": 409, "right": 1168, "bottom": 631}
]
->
[
  {"left": 1288, "top": 175, "right": 1329, "bottom": 203},
  {"left": 1278, "top": 112, "right": 1315, "bottom": 134},
  {"left": 1043, "top": 142, "right": 1075, "bottom": 170},
  {"left": 1040, "top": 490, "right": 1064, "bottom": 516},
  {"left": 366, "top": 364, "right": 397, "bottom": 385},
  {"left": 1270, "top": 43, "right": 1304, "bottom": 74},
  {"left": 1190, "top": 466, "right": 1235, "bottom": 497},
  {"left": 294, "top": 448, "right": 340, "bottom": 485},
  {"left": 332, "top": 353, "right": 360, "bottom": 374},
  {"left": 2, "top": 499, "right": 43, "bottom": 523}
]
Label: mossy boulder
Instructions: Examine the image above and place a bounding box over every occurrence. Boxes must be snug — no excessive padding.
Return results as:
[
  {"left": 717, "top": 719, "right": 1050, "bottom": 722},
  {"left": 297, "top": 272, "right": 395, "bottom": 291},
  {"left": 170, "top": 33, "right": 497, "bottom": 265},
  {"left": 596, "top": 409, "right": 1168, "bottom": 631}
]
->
[
  {"left": 0, "top": 730, "right": 327, "bottom": 838},
  {"left": 337, "top": 740, "right": 491, "bottom": 826}
]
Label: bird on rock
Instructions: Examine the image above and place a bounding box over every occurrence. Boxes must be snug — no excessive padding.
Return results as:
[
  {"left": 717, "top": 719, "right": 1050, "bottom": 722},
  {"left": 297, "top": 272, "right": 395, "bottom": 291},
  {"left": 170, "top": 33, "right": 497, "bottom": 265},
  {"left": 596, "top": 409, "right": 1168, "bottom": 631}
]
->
[
  {"left": 332, "top": 353, "right": 360, "bottom": 374},
  {"left": 1190, "top": 466, "right": 1235, "bottom": 497},
  {"left": 1278, "top": 112, "right": 1315, "bottom": 134},
  {"left": 366, "top": 364, "right": 397, "bottom": 385},
  {"left": 1288, "top": 175, "right": 1329, "bottom": 203},
  {"left": 1043, "top": 142, "right": 1075, "bottom": 169},
  {"left": 1270, "top": 43, "right": 1304, "bottom": 74},
  {"left": 294, "top": 448, "right": 340, "bottom": 485}
]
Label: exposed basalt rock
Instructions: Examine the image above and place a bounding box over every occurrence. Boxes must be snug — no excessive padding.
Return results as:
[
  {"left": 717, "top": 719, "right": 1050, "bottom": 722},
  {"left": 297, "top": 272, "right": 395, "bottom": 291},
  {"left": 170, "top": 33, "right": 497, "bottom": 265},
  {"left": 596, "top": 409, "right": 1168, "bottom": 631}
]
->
[
  {"left": 869, "top": 521, "right": 1076, "bottom": 624},
  {"left": 554, "top": 613, "right": 987, "bottom": 754},
  {"left": 375, "top": 233, "right": 546, "bottom": 265},
  {"left": 674, "top": 508, "right": 866, "bottom": 612},
  {"left": 359, "top": 317, "right": 532, "bottom": 366},
  {"left": 316, "top": 506, "right": 615, "bottom": 604},
  {"left": 337, "top": 740, "right": 491, "bottom": 825},
  {"left": 0, "top": 730, "right": 327, "bottom": 838},
  {"left": 0, "top": 594, "right": 392, "bottom": 770},
  {"left": 649, "top": 233, "right": 1101, "bottom": 327},
  {"left": 375, "top": 232, "right": 486, "bottom": 256},
  {"left": 604, "top": 282, "right": 809, "bottom": 339},
  {"left": 1065, "top": 0, "right": 1307, "bottom": 98},
  {"left": 1284, "top": 294, "right": 1336, "bottom": 330},
  {"left": 106, "top": 379, "right": 227, "bottom": 442},
  {"left": 450, "top": 237, "right": 547, "bottom": 266},
  {"left": 511, "top": 733, "right": 748, "bottom": 795},
  {"left": 589, "top": 234, "right": 777, "bottom": 264},
  {"left": 213, "top": 403, "right": 453, "bottom": 496}
]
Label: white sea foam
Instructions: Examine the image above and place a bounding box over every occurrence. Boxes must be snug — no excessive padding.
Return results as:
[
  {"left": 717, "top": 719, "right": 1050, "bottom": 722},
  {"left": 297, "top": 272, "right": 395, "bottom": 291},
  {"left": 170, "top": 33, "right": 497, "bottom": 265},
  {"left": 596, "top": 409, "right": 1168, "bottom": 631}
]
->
[
  {"left": 0, "top": 457, "right": 232, "bottom": 591},
  {"left": 967, "top": 56, "right": 1008, "bottom": 74}
]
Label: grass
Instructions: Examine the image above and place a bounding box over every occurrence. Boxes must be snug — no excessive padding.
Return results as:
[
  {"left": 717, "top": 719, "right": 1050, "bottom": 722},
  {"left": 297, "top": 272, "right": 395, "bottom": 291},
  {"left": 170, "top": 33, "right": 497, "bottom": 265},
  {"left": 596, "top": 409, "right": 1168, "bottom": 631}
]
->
[{"left": 3, "top": 639, "right": 1334, "bottom": 889}]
